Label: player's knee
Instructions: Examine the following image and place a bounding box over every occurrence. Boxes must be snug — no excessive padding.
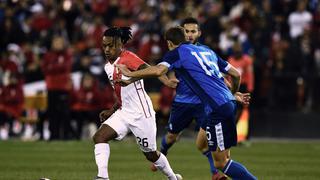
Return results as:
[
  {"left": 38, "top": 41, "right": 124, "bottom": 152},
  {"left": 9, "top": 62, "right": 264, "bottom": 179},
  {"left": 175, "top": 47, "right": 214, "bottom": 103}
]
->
[
  {"left": 196, "top": 129, "right": 208, "bottom": 152},
  {"left": 143, "top": 151, "right": 159, "bottom": 162},
  {"left": 92, "top": 132, "right": 100, "bottom": 143},
  {"left": 196, "top": 140, "right": 207, "bottom": 152},
  {"left": 214, "top": 158, "right": 229, "bottom": 170},
  {"left": 166, "top": 133, "right": 178, "bottom": 143},
  {"left": 92, "top": 132, "right": 108, "bottom": 144}
]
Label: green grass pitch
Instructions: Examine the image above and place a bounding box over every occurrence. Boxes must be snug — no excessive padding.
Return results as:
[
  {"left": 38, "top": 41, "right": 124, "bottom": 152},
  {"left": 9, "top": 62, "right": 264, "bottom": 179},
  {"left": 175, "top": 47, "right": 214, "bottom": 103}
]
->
[{"left": 1, "top": 138, "right": 320, "bottom": 180}]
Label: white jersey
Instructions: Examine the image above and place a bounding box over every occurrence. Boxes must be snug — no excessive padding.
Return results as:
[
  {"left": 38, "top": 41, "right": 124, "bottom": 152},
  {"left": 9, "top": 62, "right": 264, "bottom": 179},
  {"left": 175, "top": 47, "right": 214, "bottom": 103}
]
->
[{"left": 104, "top": 50, "right": 155, "bottom": 118}]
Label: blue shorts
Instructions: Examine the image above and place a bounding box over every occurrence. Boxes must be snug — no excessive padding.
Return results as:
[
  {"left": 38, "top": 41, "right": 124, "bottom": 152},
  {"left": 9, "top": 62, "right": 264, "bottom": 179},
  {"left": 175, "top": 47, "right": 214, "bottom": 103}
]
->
[
  {"left": 206, "top": 101, "right": 237, "bottom": 151},
  {"left": 167, "top": 102, "right": 207, "bottom": 134}
]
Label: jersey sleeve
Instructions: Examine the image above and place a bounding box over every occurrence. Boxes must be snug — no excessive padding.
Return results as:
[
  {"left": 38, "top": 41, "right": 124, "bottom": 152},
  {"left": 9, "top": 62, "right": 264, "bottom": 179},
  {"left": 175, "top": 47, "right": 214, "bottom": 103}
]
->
[
  {"left": 124, "top": 53, "right": 146, "bottom": 71},
  {"left": 217, "top": 55, "right": 230, "bottom": 74},
  {"left": 158, "top": 48, "right": 180, "bottom": 68}
]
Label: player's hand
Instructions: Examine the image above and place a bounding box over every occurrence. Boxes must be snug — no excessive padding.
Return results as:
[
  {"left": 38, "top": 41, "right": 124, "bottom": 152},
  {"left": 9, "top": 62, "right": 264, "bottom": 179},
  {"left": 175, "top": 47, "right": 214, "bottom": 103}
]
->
[
  {"left": 115, "top": 64, "right": 132, "bottom": 77},
  {"left": 165, "top": 78, "right": 179, "bottom": 88},
  {"left": 234, "top": 92, "right": 251, "bottom": 105},
  {"left": 114, "top": 79, "right": 132, "bottom": 86},
  {"left": 99, "top": 109, "right": 114, "bottom": 123}
]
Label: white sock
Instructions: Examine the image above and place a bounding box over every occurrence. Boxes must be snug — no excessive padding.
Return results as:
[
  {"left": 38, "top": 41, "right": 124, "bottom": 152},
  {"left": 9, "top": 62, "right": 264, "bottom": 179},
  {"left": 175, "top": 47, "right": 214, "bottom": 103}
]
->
[
  {"left": 154, "top": 153, "right": 177, "bottom": 180},
  {"left": 94, "top": 143, "right": 110, "bottom": 179}
]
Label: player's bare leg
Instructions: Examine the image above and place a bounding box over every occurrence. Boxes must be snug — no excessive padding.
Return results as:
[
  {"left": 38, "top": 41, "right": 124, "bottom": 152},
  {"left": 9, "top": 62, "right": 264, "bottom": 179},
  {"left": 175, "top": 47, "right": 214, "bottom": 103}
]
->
[
  {"left": 93, "top": 124, "right": 118, "bottom": 180},
  {"left": 196, "top": 129, "right": 227, "bottom": 180},
  {"left": 212, "top": 148, "right": 256, "bottom": 180},
  {"left": 195, "top": 128, "right": 208, "bottom": 152},
  {"left": 161, "top": 132, "right": 180, "bottom": 155},
  {"left": 144, "top": 151, "right": 182, "bottom": 180},
  {"left": 150, "top": 132, "right": 180, "bottom": 171}
]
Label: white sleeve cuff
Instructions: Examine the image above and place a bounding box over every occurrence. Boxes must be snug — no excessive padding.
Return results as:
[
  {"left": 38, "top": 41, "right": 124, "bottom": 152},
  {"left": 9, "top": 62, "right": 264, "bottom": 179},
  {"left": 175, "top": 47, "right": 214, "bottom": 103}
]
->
[
  {"left": 224, "top": 63, "right": 231, "bottom": 72},
  {"left": 158, "top": 62, "right": 171, "bottom": 68}
]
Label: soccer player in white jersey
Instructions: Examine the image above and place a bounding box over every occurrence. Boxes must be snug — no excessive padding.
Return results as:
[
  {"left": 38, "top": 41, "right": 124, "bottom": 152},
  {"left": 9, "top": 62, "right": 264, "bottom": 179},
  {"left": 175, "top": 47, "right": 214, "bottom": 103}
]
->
[{"left": 92, "top": 27, "right": 182, "bottom": 180}]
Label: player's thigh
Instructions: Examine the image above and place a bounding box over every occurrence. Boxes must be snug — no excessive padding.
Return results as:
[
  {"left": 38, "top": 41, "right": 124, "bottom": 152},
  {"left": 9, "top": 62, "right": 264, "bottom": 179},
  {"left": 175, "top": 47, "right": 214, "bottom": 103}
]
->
[
  {"left": 206, "top": 101, "right": 237, "bottom": 151},
  {"left": 168, "top": 102, "right": 199, "bottom": 133},
  {"left": 129, "top": 115, "right": 157, "bottom": 152},
  {"left": 102, "top": 110, "right": 130, "bottom": 141}
]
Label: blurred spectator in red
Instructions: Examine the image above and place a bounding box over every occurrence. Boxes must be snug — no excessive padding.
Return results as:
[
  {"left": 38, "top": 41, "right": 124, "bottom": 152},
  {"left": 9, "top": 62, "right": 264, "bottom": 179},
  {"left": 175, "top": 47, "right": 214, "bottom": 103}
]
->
[
  {"left": 98, "top": 82, "right": 116, "bottom": 111},
  {"left": 157, "top": 85, "right": 175, "bottom": 124},
  {"left": 228, "top": 42, "right": 254, "bottom": 143},
  {"left": 0, "top": 52, "right": 19, "bottom": 75},
  {"left": 85, "top": 16, "right": 107, "bottom": 49},
  {"left": 41, "top": 35, "right": 73, "bottom": 140},
  {"left": 30, "top": 3, "right": 53, "bottom": 33},
  {"left": 71, "top": 73, "right": 101, "bottom": 139},
  {"left": 7, "top": 43, "right": 24, "bottom": 74},
  {"left": 91, "top": 0, "right": 109, "bottom": 15},
  {"left": 137, "top": 31, "right": 165, "bottom": 64},
  {"left": 22, "top": 43, "right": 43, "bottom": 83},
  {"left": 0, "top": 45, "right": 24, "bottom": 88},
  {"left": 0, "top": 73, "right": 24, "bottom": 140}
]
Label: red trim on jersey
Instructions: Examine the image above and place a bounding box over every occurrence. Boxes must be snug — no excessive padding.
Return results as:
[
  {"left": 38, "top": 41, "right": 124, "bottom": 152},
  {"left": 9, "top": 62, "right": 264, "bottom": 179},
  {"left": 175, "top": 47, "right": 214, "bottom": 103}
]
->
[
  {"left": 118, "top": 50, "right": 145, "bottom": 71},
  {"left": 112, "top": 50, "right": 147, "bottom": 110},
  {"left": 113, "top": 65, "right": 122, "bottom": 107}
]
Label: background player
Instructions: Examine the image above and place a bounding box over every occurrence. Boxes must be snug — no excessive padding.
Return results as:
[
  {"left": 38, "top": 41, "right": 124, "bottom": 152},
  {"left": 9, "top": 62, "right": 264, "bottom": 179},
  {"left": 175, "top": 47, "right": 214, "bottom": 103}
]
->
[
  {"left": 228, "top": 42, "right": 254, "bottom": 144},
  {"left": 117, "top": 26, "right": 257, "bottom": 180},
  {"left": 93, "top": 27, "right": 181, "bottom": 180}
]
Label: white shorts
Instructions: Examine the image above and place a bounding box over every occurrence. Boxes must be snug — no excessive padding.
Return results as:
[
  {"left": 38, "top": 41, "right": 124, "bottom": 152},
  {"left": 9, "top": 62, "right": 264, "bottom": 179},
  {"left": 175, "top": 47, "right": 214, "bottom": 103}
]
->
[{"left": 103, "top": 109, "right": 157, "bottom": 152}]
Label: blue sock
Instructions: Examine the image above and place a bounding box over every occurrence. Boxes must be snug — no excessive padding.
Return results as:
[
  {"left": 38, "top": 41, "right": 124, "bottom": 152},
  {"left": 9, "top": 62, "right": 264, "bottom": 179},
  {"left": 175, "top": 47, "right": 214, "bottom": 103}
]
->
[
  {"left": 202, "top": 150, "right": 218, "bottom": 174},
  {"left": 222, "top": 159, "right": 257, "bottom": 180},
  {"left": 160, "top": 135, "right": 174, "bottom": 155}
]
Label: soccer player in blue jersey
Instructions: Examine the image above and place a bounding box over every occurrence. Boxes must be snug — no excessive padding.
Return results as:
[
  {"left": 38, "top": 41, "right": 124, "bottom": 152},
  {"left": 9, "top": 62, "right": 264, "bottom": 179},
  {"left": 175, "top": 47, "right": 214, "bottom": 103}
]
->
[
  {"left": 155, "top": 17, "right": 232, "bottom": 180},
  {"left": 117, "top": 26, "right": 257, "bottom": 180},
  {"left": 153, "top": 18, "right": 247, "bottom": 180}
]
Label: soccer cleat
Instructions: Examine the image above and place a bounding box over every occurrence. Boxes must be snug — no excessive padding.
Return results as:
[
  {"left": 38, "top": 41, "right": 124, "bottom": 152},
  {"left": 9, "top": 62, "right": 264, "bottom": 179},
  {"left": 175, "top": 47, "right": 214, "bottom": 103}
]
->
[
  {"left": 175, "top": 174, "right": 183, "bottom": 180},
  {"left": 94, "top": 176, "right": 109, "bottom": 180},
  {"left": 150, "top": 163, "right": 157, "bottom": 172},
  {"left": 212, "top": 173, "right": 228, "bottom": 180}
]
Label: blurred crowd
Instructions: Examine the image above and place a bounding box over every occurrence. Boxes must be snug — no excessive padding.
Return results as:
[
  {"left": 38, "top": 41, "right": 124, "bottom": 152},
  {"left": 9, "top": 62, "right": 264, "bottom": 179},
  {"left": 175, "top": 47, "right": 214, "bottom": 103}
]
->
[{"left": 0, "top": 0, "right": 320, "bottom": 140}]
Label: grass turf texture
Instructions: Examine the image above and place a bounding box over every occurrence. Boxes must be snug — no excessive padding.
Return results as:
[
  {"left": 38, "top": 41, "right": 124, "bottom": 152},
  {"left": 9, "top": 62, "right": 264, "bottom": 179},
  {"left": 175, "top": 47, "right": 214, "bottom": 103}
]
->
[{"left": 0, "top": 139, "right": 320, "bottom": 180}]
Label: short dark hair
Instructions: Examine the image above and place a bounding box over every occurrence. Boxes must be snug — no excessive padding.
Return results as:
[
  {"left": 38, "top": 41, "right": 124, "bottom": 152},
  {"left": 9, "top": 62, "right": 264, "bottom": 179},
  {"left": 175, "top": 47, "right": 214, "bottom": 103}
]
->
[
  {"left": 181, "top": 17, "right": 199, "bottom": 27},
  {"left": 103, "top": 27, "right": 132, "bottom": 44},
  {"left": 164, "top": 26, "right": 186, "bottom": 45}
]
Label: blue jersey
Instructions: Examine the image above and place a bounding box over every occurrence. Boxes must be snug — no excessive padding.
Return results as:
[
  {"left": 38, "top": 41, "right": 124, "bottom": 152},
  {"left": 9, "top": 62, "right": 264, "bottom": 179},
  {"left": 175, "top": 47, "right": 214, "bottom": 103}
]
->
[
  {"left": 160, "top": 42, "right": 235, "bottom": 113},
  {"left": 172, "top": 43, "right": 208, "bottom": 104},
  {"left": 173, "top": 70, "right": 201, "bottom": 103}
]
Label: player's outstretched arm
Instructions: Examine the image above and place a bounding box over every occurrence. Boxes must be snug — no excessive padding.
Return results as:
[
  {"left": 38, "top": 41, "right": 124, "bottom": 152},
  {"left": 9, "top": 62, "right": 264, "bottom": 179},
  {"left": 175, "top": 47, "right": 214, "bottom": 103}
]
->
[
  {"left": 116, "top": 64, "right": 168, "bottom": 78},
  {"left": 158, "top": 74, "right": 179, "bottom": 88},
  {"left": 115, "top": 63, "right": 149, "bottom": 86},
  {"left": 115, "top": 63, "right": 178, "bottom": 87}
]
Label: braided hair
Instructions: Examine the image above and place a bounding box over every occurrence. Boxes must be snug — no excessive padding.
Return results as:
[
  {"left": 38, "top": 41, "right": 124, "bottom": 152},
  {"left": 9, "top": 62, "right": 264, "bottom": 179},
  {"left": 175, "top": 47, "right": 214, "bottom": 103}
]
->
[{"left": 103, "top": 27, "right": 132, "bottom": 45}]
